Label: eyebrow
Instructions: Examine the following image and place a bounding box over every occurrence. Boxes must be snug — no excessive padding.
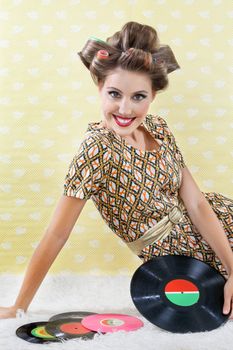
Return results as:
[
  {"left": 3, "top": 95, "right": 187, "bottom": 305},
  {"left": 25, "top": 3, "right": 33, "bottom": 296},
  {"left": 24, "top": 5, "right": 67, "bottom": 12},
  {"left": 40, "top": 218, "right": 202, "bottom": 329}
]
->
[{"left": 107, "top": 87, "right": 148, "bottom": 94}]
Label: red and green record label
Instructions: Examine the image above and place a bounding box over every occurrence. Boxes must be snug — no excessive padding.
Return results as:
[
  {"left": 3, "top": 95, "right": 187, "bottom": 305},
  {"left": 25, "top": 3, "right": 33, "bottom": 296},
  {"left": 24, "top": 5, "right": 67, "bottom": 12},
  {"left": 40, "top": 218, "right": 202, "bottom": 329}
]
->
[{"left": 165, "top": 279, "right": 200, "bottom": 307}]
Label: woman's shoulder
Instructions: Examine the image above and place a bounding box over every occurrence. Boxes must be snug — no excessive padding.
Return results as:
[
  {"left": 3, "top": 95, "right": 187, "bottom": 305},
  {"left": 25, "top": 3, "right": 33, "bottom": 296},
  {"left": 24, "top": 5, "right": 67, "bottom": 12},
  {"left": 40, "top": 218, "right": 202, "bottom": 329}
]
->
[
  {"left": 85, "top": 121, "right": 112, "bottom": 141},
  {"left": 146, "top": 113, "right": 170, "bottom": 126},
  {"left": 80, "top": 122, "right": 111, "bottom": 146},
  {"left": 145, "top": 114, "right": 173, "bottom": 138},
  {"left": 73, "top": 123, "right": 112, "bottom": 163}
]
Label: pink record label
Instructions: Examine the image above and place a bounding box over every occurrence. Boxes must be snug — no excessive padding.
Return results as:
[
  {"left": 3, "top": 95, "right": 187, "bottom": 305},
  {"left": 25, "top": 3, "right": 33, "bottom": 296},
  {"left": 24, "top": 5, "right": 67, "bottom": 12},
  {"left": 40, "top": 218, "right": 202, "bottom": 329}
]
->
[{"left": 100, "top": 318, "right": 124, "bottom": 327}]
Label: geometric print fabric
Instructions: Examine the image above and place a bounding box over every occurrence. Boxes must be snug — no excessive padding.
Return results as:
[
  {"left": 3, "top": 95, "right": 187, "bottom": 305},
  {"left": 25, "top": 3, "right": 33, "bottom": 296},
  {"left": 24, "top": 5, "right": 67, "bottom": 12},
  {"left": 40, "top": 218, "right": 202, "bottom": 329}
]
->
[
  {"left": 64, "top": 114, "right": 185, "bottom": 241},
  {"left": 142, "top": 192, "right": 233, "bottom": 277},
  {"left": 64, "top": 115, "right": 233, "bottom": 275}
]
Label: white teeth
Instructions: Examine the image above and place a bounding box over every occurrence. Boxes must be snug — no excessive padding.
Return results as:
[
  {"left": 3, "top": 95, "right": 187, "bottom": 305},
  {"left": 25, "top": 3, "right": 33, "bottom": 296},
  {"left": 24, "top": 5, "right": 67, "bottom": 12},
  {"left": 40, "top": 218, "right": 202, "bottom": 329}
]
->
[
  {"left": 117, "top": 117, "right": 130, "bottom": 124},
  {"left": 114, "top": 115, "right": 133, "bottom": 124}
]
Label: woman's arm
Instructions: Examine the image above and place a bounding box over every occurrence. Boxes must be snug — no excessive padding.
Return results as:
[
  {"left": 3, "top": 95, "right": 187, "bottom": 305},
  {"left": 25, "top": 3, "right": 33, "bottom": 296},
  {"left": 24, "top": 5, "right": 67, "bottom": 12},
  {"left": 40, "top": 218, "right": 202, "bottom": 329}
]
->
[
  {"left": 179, "top": 166, "right": 233, "bottom": 317},
  {"left": 0, "top": 195, "right": 87, "bottom": 318},
  {"left": 179, "top": 166, "right": 233, "bottom": 274}
]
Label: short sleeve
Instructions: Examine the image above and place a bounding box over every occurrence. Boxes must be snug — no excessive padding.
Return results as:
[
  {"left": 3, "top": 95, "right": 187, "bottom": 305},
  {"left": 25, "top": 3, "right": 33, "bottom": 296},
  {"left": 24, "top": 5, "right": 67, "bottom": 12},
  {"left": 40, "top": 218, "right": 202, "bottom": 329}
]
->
[
  {"left": 173, "top": 141, "right": 186, "bottom": 168},
  {"left": 63, "top": 134, "right": 111, "bottom": 199},
  {"left": 156, "top": 115, "right": 186, "bottom": 169}
]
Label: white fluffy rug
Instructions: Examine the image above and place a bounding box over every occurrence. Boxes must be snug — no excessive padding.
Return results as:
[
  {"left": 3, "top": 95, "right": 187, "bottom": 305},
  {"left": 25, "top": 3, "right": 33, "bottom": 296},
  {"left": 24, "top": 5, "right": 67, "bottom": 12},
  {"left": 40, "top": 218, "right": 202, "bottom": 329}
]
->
[{"left": 0, "top": 274, "right": 232, "bottom": 350}]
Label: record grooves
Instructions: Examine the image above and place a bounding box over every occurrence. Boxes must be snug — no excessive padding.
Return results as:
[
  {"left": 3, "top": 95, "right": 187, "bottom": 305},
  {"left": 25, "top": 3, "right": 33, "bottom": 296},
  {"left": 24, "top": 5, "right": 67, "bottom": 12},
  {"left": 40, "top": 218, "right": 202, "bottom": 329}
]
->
[
  {"left": 49, "top": 311, "right": 96, "bottom": 322},
  {"left": 130, "top": 255, "right": 230, "bottom": 333},
  {"left": 16, "top": 322, "right": 60, "bottom": 344}
]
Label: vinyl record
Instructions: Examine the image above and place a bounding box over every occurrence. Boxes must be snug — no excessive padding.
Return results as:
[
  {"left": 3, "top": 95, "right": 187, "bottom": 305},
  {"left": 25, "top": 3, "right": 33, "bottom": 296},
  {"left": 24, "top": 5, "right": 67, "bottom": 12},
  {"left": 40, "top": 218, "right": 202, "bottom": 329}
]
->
[
  {"left": 45, "top": 317, "right": 96, "bottom": 340},
  {"left": 81, "top": 313, "right": 144, "bottom": 333},
  {"left": 49, "top": 311, "right": 96, "bottom": 322},
  {"left": 130, "top": 255, "right": 230, "bottom": 333},
  {"left": 16, "top": 322, "right": 60, "bottom": 344}
]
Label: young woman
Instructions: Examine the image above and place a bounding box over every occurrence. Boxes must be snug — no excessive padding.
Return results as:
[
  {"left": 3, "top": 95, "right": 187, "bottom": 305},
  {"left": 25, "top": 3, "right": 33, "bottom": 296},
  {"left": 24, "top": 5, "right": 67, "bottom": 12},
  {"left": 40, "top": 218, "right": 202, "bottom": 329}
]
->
[{"left": 0, "top": 21, "right": 232, "bottom": 320}]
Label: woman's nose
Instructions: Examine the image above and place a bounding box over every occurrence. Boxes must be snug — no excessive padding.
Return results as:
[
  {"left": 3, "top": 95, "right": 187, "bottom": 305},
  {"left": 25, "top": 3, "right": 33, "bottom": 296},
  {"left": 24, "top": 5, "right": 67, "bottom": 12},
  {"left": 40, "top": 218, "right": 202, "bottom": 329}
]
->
[{"left": 118, "top": 98, "right": 132, "bottom": 116}]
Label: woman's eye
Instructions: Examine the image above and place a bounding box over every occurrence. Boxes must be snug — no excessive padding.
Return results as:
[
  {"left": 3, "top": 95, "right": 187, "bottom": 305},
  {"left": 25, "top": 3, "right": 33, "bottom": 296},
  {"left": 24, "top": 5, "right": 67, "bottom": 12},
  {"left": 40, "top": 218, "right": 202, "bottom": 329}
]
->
[
  {"left": 133, "top": 94, "right": 146, "bottom": 101},
  {"left": 108, "top": 91, "right": 146, "bottom": 100},
  {"left": 109, "top": 91, "right": 120, "bottom": 98}
]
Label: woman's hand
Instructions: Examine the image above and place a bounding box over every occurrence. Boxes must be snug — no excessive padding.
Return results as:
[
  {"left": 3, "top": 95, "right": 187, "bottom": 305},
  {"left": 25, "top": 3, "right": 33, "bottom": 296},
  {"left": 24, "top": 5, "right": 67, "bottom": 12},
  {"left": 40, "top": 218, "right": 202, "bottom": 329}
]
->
[
  {"left": 223, "top": 273, "right": 233, "bottom": 319},
  {"left": 0, "top": 306, "right": 18, "bottom": 319}
]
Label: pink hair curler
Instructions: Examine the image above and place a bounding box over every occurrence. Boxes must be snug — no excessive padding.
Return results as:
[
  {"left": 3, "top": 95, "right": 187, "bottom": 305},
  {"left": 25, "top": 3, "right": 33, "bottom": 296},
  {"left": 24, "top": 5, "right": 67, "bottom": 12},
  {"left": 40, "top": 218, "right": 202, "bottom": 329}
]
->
[{"left": 97, "top": 49, "right": 109, "bottom": 59}]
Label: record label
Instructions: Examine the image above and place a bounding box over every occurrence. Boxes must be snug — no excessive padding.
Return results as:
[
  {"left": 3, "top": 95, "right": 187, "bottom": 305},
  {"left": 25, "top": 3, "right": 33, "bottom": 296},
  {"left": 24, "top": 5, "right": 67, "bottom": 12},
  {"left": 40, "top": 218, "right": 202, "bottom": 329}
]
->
[
  {"left": 31, "top": 326, "right": 55, "bottom": 339},
  {"left": 100, "top": 318, "right": 124, "bottom": 327},
  {"left": 45, "top": 318, "right": 96, "bottom": 340},
  {"left": 60, "top": 322, "right": 91, "bottom": 335},
  {"left": 165, "top": 279, "right": 200, "bottom": 306}
]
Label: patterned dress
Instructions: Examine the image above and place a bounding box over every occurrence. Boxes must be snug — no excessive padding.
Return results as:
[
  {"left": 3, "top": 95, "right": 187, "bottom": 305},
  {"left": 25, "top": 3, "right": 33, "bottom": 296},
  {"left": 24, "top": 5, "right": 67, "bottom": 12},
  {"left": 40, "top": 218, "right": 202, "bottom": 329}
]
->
[{"left": 64, "top": 114, "right": 233, "bottom": 276}]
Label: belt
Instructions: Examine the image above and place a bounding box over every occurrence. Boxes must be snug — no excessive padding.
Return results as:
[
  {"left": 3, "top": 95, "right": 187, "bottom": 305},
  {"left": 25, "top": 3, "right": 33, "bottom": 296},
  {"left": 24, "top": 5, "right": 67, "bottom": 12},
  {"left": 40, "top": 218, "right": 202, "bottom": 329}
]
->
[{"left": 125, "top": 201, "right": 185, "bottom": 256}]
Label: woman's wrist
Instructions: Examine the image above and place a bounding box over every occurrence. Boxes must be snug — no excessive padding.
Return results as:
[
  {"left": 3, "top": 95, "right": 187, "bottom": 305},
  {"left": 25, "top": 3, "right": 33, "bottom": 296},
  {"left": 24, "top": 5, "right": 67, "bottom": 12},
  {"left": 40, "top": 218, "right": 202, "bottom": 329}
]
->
[{"left": 13, "top": 303, "right": 27, "bottom": 313}]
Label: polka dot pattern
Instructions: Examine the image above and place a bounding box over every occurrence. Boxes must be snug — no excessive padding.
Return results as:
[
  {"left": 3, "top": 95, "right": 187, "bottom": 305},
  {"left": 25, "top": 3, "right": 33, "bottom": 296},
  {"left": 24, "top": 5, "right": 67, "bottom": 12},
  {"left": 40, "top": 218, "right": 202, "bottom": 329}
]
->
[{"left": 0, "top": 0, "right": 232, "bottom": 273}]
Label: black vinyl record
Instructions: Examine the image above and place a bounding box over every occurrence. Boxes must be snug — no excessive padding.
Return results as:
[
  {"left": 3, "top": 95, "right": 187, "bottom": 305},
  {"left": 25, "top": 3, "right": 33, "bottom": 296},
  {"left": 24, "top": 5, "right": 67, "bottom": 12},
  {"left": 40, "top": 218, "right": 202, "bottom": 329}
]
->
[
  {"left": 45, "top": 317, "right": 96, "bottom": 340},
  {"left": 49, "top": 311, "right": 96, "bottom": 322},
  {"left": 16, "top": 322, "right": 60, "bottom": 344},
  {"left": 130, "top": 255, "right": 230, "bottom": 333}
]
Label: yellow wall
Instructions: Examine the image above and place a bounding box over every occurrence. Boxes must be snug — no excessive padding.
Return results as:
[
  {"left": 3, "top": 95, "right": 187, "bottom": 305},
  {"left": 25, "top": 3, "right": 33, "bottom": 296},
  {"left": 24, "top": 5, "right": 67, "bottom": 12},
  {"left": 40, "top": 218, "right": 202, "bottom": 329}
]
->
[{"left": 0, "top": 0, "right": 232, "bottom": 274}]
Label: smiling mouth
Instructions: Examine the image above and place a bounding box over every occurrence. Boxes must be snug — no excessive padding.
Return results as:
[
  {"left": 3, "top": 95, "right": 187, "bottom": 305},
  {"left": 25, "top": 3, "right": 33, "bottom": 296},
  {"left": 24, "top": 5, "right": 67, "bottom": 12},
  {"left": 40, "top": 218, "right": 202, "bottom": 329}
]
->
[{"left": 113, "top": 114, "right": 136, "bottom": 127}]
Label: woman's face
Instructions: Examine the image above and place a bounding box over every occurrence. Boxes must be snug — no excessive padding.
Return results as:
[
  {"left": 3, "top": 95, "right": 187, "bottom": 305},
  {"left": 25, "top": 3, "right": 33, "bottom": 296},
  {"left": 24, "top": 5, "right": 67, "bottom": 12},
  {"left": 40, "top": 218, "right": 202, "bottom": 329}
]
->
[{"left": 98, "top": 67, "right": 156, "bottom": 138}]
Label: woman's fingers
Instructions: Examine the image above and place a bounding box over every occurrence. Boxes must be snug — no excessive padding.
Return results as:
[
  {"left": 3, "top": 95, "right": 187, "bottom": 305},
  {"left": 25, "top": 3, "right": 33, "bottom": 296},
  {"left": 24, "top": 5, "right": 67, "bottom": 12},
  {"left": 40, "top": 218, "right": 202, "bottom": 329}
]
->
[{"left": 223, "top": 277, "right": 233, "bottom": 318}]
